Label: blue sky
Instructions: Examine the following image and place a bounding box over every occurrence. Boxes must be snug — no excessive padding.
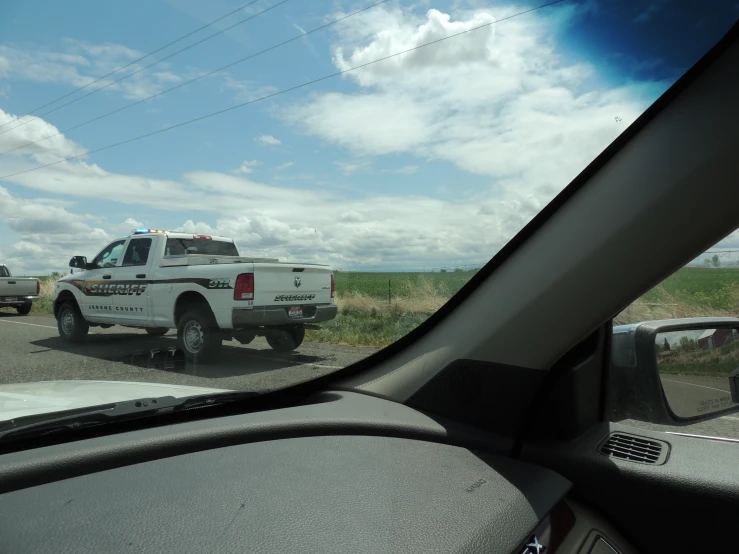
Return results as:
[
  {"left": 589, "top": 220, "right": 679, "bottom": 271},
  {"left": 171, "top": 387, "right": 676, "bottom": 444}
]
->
[{"left": 0, "top": 0, "right": 737, "bottom": 273}]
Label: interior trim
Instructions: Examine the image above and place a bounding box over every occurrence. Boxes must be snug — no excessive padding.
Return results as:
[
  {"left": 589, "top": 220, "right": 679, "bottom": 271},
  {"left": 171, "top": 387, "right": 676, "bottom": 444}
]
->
[{"left": 665, "top": 432, "right": 739, "bottom": 444}]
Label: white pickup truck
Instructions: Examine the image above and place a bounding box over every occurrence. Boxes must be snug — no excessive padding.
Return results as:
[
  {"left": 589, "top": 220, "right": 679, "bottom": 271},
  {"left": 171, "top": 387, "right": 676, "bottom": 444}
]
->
[
  {"left": 53, "top": 229, "right": 337, "bottom": 362},
  {"left": 0, "top": 264, "right": 39, "bottom": 315}
]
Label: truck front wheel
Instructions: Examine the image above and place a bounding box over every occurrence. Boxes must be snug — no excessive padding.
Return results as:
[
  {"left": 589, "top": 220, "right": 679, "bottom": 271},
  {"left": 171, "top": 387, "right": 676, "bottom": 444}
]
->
[
  {"left": 57, "top": 301, "right": 89, "bottom": 343},
  {"left": 177, "top": 309, "right": 222, "bottom": 363},
  {"left": 266, "top": 325, "right": 305, "bottom": 352}
]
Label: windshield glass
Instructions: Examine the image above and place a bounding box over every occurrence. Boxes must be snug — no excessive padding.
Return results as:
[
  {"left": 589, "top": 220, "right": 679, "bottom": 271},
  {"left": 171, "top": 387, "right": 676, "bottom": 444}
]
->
[
  {"left": 0, "top": 267, "right": 9, "bottom": 278},
  {"left": 0, "top": 0, "right": 736, "bottom": 421},
  {"left": 165, "top": 238, "right": 239, "bottom": 257}
]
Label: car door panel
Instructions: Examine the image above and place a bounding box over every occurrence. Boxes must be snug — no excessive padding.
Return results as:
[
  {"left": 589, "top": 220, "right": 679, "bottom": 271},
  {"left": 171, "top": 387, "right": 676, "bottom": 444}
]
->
[
  {"left": 113, "top": 237, "right": 156, "bottom": 324},
  {"left": 80, "top": 239, "right": 126, "bottom": 322}
]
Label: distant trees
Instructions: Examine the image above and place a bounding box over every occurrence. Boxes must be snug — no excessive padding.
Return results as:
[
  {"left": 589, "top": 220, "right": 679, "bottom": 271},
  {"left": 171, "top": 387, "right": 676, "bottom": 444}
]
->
[{"left": 712, "top": 254, "right": 721, "bottom": 267}]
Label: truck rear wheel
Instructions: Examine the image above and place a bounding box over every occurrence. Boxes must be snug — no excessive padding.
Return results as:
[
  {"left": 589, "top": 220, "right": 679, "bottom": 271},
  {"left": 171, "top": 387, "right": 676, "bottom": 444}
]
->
[
  {"left": 233, "top": 329, "right": 257, "bottom": 345},
  {"left": 16, "top": 303, "right": 32, "bottom": 316},
  {"left": 57, "top": 301, "right": 89, "bottom": 343},
  {"left": 177, "top": 309, "right": 222, "bottom": 363},
  {"left": 266, "top": 325, "right": 305, "bottom": 352}
]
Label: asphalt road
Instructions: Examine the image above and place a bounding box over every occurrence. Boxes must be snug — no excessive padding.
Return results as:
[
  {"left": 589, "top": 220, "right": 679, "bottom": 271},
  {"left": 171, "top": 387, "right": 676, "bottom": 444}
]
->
[
  {"left": 3, "top": 310, "right": 739, "bottom": 441},
  {"left": 0, "top": 311, "right": 378, "bottom": 392}
]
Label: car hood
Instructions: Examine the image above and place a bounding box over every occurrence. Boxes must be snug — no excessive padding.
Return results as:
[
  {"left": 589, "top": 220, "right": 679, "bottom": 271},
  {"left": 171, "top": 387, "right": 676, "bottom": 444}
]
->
[{"left": 0, "top": 380, "right": 232, "bottom": 422}]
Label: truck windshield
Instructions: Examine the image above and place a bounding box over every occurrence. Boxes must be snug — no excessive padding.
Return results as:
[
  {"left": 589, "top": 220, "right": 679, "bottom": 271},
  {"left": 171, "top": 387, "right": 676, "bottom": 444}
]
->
[
  {"left": 0, "top": 267, "right": 9, "bottom": 278},
  {"left": 165, "top": 238, "right": 239, "bottom": 257}
]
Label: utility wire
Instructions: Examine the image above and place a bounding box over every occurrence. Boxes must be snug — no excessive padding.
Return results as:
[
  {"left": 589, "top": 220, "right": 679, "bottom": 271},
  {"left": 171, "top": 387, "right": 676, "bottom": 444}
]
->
[
  {"left": 0, "top": 0, "right": 289, "bottom": 137},
  {"left": 0, "top": 0, "right": 265, "bottom": 131},
  {"left": 0, "top": 0, "right": 566, "bottom": 182},
  {"left": 0, "top": 0, "right": 390, "bottom": 157}
]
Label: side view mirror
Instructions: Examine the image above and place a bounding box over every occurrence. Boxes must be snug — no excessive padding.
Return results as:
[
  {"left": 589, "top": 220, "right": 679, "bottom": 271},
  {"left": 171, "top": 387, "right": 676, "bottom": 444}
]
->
[
  {"left": 610, "top": 317, "right": 739, "bottom": 425},
  {"left": 69, "top": 256, "right": 89, "bottom": 270}
]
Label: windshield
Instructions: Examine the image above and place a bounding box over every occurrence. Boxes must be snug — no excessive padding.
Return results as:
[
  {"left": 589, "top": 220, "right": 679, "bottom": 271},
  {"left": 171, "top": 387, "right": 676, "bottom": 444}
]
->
[
  {"left": 165, "top": 238, "right": 239, "bottom": 257},
  {"left": 0, "top": 0, "right": 736, "bottom": 422},
  {"left": 0, "top": 267, "right": 9, "bottom": 278}
]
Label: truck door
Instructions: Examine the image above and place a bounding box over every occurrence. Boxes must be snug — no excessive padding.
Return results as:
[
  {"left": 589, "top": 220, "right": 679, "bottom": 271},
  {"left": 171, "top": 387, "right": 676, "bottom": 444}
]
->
[
  {"left": 113, "top": 236, "right": 155, "bottom": 323},
  {"left": 80, "top": 239, "right": 126, "bottom": 321}
]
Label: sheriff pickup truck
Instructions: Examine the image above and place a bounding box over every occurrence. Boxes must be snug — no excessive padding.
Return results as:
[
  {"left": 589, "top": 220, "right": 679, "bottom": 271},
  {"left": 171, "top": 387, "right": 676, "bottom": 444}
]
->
[
  {"left": 53, "top": 229, "right": 337, "bottom": 362},
  {"left": 0, "top": 264, "right": 39, "bottom": 315}
]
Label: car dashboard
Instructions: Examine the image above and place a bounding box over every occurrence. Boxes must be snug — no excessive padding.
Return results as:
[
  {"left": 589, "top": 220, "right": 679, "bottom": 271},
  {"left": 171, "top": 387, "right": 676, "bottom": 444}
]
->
[{"left": 0, "top": 391, "right": 634, "bottom": 553}]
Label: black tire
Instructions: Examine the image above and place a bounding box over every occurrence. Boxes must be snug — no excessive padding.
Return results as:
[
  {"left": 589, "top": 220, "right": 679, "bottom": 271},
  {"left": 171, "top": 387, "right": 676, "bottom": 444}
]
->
[
  {"left": 16, "top": 303, "right": 32, "bottom": 316},
  {"left": 177, "top": 308, "right": 222, "bottom": 363},
  {"left": 233, "top": 329, "right": 257, "bottom": 345},
  {"left": 265, "top": 325, "right": 305, "bottom": 352},
  {"left": 57, "top": 301, "right": 89, "bottom": 343},
  {"left": 145, "top": 328, "right": 169, "bottom": 336}
]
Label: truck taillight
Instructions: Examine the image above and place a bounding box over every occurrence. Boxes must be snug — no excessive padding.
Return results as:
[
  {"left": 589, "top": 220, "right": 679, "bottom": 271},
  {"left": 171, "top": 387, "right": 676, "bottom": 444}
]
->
[
  {"left": 331, "top": 274, "right": 335, "bottom": 298},
  {"left": 36, "top": 280, "right": 40, "bottom": 295},
  {"left": 234, "top": 273, "right": 254, "bottom": 301}
]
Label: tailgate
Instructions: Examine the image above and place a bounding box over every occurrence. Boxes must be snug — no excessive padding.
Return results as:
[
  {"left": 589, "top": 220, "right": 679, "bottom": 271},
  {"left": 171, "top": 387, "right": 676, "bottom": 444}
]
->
[
  {"left": 0, "top": 278, "right": 38, "bottom": 297},
  {"left": 253, "top": 264, "right": 332, "bottom": 306}
]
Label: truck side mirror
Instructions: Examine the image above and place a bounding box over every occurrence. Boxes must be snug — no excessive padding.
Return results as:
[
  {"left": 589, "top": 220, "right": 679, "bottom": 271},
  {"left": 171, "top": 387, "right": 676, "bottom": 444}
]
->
[
  {"left": 610, "top": 317, "right": 739, "bottom": 425},
  {"left": 69, "top": 256, "right": 89, "bottom": 269}
]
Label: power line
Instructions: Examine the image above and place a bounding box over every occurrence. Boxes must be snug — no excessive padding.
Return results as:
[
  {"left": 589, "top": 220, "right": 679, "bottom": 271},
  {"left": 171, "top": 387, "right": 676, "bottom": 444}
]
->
[
  {"left": 0, "top": 0, "right": 390, "bottom": 157},
  {"left": 0, "top": 0, "right": 290, "bottom": 137},
  {"left": 0, "top": 0, "right": 265, "bottom": 132},
  {"left": 0, "top": 0, "right": 566, "bottom": 182}
]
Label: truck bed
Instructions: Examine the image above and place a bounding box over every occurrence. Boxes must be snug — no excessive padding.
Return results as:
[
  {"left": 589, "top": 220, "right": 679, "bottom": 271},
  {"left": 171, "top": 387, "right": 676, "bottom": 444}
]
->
[{"left": 0, "top": 278, "right": 39, "bottom": 298}]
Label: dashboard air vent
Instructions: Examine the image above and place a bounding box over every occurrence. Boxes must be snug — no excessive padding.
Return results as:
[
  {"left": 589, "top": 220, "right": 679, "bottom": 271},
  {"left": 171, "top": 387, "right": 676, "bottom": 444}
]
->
[{"left": 599, "top": 432, "right": 668, "bottom": 465}]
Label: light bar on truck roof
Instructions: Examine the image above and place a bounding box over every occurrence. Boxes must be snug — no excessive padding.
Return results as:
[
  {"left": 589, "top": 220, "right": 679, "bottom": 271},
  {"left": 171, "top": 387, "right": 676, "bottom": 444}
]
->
[{"left": 132, "top": 228, "right": 170, "bottom": 235}]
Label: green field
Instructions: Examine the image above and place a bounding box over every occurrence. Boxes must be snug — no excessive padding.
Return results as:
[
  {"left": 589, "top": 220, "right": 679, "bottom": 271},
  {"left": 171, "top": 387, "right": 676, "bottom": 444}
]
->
[{"left": 641, "top": 267, "right": 739, "bottom": 311}]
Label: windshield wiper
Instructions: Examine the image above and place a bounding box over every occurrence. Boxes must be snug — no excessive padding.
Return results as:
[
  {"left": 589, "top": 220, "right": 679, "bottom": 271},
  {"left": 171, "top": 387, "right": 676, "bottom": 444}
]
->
[{"left": 0, "top": 391, "right": 264, "bottom": 444}]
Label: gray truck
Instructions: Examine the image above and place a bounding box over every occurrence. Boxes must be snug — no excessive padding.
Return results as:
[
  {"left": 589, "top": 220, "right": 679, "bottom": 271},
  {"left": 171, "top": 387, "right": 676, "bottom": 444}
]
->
[{"left": 0, "top": 265, "right": 39, "bottom": 315}]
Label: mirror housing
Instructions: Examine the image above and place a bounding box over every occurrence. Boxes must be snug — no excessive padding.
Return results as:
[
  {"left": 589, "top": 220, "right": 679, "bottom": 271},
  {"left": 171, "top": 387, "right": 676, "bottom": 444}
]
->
[
  {"left": 610, "top": 317, "right": 739, "bottom": 425},
  {"left": 69, "top": 256, "right": 90, "bottom": 270}
]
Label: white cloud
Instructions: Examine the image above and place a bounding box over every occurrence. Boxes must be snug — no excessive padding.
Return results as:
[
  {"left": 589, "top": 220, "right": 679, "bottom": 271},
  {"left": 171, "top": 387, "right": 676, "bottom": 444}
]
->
[
  {"left": 0, "top": 155, "right": 523, "bottom": 272},
  {"left": 0, "top": 108, "right": 87, "bottom": 162},
  {"left": 0, "top": 185, "right": 113, "bottom": 272},
  {"left": 393, "top": 165, "right": 419, "bottom": 174},
  {"left": 633, "top": 1, "right": 668, "bottom": 24},
  {"left": 0, "top": 3, "right": 669, "bottom": 274},
  {"left": 334, "top": 159, "right": 372, "bottom": 175},
  {"left": 276, "top": 161, "right": 294, "bottom": 171},
  {"left": 283, "top": 5, "right": 666, "bottom": 203},
  {"left": 0, "top": 40, "right": 182, "bottom": 101},
  {"left": 234, "top": 159, "right": 260, "bottom": 174},
  {"left": 221, "top": 74, "right": 279, "bottom": 102},
  {"left": 255, "top": 134, "right": 281, "bottom": 146}
]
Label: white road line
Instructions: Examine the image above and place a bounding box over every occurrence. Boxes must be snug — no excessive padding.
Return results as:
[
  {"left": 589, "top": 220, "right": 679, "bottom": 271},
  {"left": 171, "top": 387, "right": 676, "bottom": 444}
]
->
[
  {"left": 0, "top": 319, "right": 56, "bottom": 329},
  {"left": 661, "top": 377, "right": 729, "bottom": 394},
  {"left": 246, "top": 353, "right": 343, "bottom": 369}
]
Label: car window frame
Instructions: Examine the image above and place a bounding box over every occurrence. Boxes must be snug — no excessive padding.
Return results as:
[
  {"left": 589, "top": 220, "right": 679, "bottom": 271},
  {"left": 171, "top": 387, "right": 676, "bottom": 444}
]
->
[
  {"left": 121, "top": 237, "right": 153, "bottom": 267},
  {"left": 91, "top": 239, "right": 126, "bottom": 269}
]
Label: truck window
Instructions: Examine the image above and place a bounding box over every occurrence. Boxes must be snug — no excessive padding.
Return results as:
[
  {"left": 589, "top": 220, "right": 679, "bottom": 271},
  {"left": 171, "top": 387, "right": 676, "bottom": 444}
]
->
[
  {"left": 0, "top": 266, "right": 9, "bottom": 277},
  {"left": 165, "top": 238, "right": 239, "bottom": 257},
  {"left": 92, "top": 240, "right": 126, "bottom": 269},
  {"left": 122, "top": 238, "right": 153, "bottom": 267}
]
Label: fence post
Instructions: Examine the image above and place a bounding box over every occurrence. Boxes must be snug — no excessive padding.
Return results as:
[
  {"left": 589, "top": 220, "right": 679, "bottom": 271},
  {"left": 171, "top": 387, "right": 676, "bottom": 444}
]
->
[{"left": 388, "top": 279, "right": 391, "bottom": 306}]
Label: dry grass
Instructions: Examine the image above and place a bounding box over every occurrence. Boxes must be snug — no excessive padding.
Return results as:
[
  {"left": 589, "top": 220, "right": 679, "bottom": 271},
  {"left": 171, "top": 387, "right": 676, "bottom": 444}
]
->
[
  {"left": 31, "top": 274, "right": 63, "bottom": 314},
  {"left": 335, "top": 276, "right": 450, "bottom": 315}
]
